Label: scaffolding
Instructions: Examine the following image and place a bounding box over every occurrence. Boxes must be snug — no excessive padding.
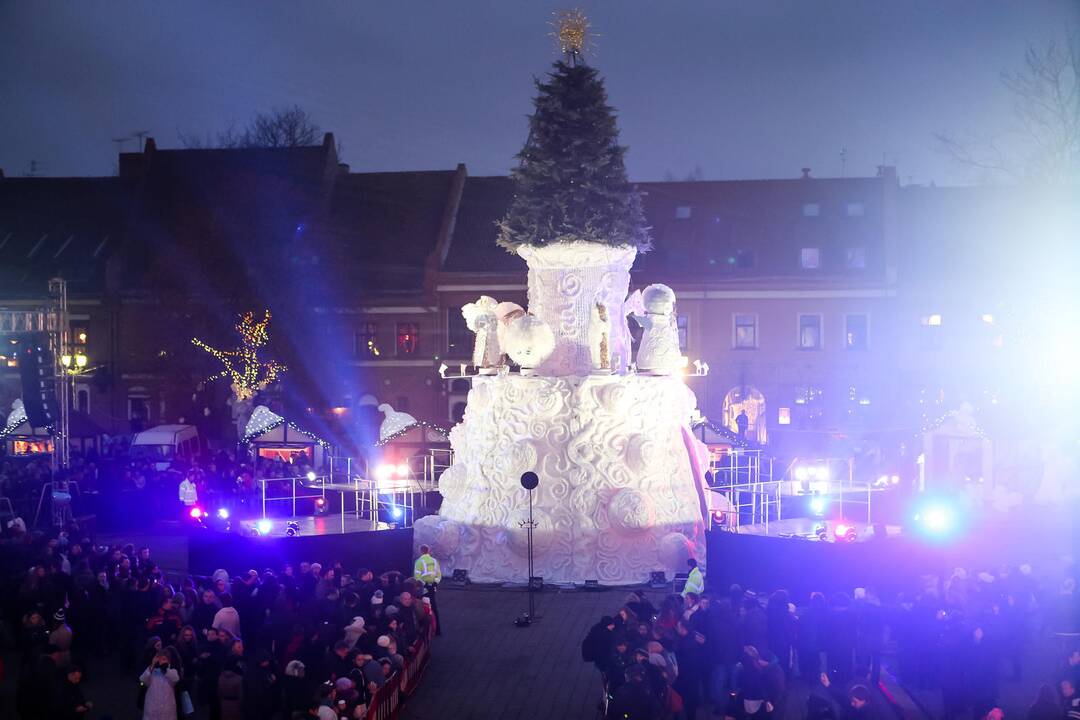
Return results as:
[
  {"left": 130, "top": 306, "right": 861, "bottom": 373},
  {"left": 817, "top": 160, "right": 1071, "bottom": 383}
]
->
[{"left": 257, "top": 453, "right": 440, "bottom": 529}]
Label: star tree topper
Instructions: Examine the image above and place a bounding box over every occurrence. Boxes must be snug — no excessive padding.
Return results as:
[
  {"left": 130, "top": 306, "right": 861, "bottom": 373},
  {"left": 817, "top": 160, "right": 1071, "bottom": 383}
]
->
[
  {"left": 550, "top": 8, "right": 596, "bottom": 63},
  {"left": 192, "top": 310, "right": 286, "bottom": 402}
]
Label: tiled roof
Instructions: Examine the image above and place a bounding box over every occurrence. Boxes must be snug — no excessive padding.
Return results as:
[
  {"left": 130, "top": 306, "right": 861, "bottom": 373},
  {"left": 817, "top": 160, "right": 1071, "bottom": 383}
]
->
[{"left": 0, "top": 177, "right": 129, "bottom": 297}]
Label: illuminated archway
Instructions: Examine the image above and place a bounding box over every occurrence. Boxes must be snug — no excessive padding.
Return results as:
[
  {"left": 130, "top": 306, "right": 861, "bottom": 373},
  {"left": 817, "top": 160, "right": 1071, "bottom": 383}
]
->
[{"left": 722, "top": 386, "right": 767, "bottom": 444}]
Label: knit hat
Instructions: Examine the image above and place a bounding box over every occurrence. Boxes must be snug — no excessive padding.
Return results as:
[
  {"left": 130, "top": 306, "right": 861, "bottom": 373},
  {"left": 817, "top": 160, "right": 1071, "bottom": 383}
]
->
[
  {"left": 212, "top": 569, "right": 229, "bottom": 584},
  {"left": 385, "top": 605, "right": 399, "bottom": 617},
  {"left": 377, "top": 635, "right": 391, "bottom": 648},
  {"left": 1019, "top": 564, "right": 1032, "bottom": 576},
  {"left": 53, "top": 609, "right": 66, "bottom": 622},
  {"left": 334, "top": 677, "right": 354, "bottom": 692},
  {"left": 346, "top": 616, "right": 365, "bottom": 631},
  {"left": 284, "top": 660, "right": 305, "bottom": 677},
  {"left": 422, "top": 596, "right": 431, "bottom": 606},
  {"left": 977, "top": 572, "right": 995, "bottom": 583},
  {"left": 371, "top": 590, "right": 384, "bottom": 605},
  {"left": 853, "top": 587, "right": 867, "bottom": 600}
]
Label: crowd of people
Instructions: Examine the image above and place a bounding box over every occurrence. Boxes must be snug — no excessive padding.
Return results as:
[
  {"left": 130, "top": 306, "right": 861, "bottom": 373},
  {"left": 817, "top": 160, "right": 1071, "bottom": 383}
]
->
[
  {"left": 585, "top": 559, "right": 1080, "bottom": 720},
  {"left": 1, "top": 518, "right": 436, "bottom": 720}
]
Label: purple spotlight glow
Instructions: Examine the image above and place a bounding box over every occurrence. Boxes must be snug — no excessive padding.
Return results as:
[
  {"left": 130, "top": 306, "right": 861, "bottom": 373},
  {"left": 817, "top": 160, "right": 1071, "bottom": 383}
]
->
[{"left": 256, "top": 518, "right": 273, "bottom": 535}]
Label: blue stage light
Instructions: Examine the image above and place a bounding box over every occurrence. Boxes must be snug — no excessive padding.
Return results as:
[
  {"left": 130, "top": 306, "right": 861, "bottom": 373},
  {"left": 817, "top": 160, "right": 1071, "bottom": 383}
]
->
[
  {"left": 391, "top": 506, "right": 403, "bottom": 519},
  {"left": 256, "top": 519, "right": 273, "bottom": 535},
  {"left": 810, "top": 496, "right": 828, "bottom": 515},
  {"left": 217, "top": 508, "right": 230, "bottom": 520}
]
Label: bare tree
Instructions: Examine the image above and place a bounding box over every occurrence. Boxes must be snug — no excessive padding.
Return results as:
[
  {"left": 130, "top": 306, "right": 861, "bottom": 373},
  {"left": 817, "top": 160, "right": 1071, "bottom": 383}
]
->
[
  {"left": 936, "top": 29, "right": 1079, "bottom": 184},
  {"left": 179, "top": 105, "right": 322, "bottom": 149}
]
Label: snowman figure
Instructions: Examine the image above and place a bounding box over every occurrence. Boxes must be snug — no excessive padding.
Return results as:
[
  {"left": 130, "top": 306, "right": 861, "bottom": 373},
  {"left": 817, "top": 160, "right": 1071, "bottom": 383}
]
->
[
  {"left": 461, "top": 296, "right": 502, "bottom": 373},
  {"left": 631, "top": 284, "right": 682, "bottom": 375},
  {"left": 502, "top": 314, "right": 556, "bottom": 375},
  {"left": 588, "top": 301, "right": 612, "bottom": 373}
]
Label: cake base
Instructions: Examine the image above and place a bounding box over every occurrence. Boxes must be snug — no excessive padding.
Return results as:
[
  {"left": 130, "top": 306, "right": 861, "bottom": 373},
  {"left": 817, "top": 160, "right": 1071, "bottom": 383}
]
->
[{"left": 414, "top": 373, "right": 709, "bottom": 584}]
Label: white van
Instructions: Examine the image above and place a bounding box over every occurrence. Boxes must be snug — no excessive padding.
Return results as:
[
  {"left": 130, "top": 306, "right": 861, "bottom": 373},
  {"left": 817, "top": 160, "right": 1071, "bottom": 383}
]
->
[{"left": 129, "top": 424, "right": 201, "bottom": 471}]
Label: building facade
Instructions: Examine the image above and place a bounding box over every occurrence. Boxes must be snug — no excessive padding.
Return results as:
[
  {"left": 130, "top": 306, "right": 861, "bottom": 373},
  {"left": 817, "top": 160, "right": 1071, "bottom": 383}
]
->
[{"left": 3, "top": 141, "right": 1072, "bottom": 465}]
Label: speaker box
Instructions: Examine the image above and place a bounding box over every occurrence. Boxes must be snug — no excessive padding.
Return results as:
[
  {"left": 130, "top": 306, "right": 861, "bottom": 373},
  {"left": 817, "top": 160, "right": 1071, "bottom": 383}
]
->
[{"left": 19, "top": 333, "right": 58, "bottom": 427}]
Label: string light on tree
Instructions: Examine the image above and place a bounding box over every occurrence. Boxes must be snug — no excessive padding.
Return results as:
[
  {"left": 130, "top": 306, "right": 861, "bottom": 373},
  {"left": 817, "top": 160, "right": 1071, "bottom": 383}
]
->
[{"left": 192, "top": 310, "right": 286, "bottom": 402}]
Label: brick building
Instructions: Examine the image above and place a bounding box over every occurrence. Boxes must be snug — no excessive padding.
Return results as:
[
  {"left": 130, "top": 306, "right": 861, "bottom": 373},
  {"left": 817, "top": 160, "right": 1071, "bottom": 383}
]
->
[{"left": 2, "top": 140, "right": 1072, "bottom": 463}]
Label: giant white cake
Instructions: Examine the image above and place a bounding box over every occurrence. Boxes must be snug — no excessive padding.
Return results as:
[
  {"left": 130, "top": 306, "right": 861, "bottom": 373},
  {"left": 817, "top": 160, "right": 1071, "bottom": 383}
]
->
[{"left": 413, "top": 242, "right": 709, "bottom": 584}]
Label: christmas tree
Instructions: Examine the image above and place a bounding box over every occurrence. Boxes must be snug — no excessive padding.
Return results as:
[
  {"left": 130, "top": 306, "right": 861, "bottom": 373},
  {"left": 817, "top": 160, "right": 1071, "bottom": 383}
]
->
[{"left": 497, "top": 12, "right": 650, "bottom": 253}]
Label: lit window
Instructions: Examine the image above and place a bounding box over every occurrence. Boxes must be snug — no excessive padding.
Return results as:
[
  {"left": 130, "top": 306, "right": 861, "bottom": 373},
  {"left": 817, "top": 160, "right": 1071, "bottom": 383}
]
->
[
  {"left": 845, "top": 314, "right": 869, "bottom": 350},
  {"left": 72, "top": 325, "right": 88, "bottom": 347},
  {"left": 677, "top": 316, "right": 689, "bottom": 352},
  {"left": 355, "top": 323, "right": 379, "bottom": 359},
  {"left": 800, "top": 248, "right": 821, "bottom": 270},
  {"left": 396, "top": 322, "right": 419, "bottom": 356},
  {"left": 798, "top": 314, "right": 823, "bottom": 350},
  {"left": 920, "top": 315, "right": 943, "bottom": 350},
  {"left": 803, "top": 203, "right": 820, "bottom": 217},
  {"left": 845, "top": 247, "right": 866, "bottom": 270},
  {"left": 734, "top": 314, "right": 757, "bottom": 349},
  {"left": 778, "top": 407, "right": 791, "bottom": 425},
  {"left": 675, "top": 205, "right": 692, "bottom": 219},
  {"left": 846, "top": 202, "right": 864, "bottom": 217}
]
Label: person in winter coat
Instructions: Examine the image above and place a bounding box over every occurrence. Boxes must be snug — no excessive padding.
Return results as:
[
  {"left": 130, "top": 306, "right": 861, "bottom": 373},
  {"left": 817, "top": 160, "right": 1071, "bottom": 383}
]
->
[
  {"left": 607, "top": 663, "right": 662, "bottom": 720},
  {"left": 49, "top": 609, "right": 74, "bottom": 669},
  {"left": 140, "top": 653, "right": 181, "bottom": 720},
  {"left": 217, "top": 656, "right": 245, "bottom": 720},
  {"left": 1025, "top": 683, "right": 1059, "bottom": 720},
  {"left": 212, "top": 594, "right": 242, "bottom": 639},
  {"left": 53, "top": 665, "right": 92, "bottom": 720}
]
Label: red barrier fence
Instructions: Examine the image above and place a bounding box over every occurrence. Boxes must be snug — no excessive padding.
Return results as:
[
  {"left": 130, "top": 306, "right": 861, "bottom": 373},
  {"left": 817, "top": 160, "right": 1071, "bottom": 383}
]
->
[{"left": 366, "top": 618, "right": 435, "bottom": 720}]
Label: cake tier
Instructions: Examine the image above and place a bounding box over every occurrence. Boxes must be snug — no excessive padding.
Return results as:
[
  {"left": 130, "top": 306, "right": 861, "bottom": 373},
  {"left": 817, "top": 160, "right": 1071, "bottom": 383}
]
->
[{"left": 414, "top": 373, "right": 708, "bottom": 584}]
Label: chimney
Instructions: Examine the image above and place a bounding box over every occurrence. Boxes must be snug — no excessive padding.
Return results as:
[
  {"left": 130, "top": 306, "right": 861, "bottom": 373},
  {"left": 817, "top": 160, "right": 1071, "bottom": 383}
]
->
[{"left": 800, "top": 167, "right": 812, "bottom": 180}]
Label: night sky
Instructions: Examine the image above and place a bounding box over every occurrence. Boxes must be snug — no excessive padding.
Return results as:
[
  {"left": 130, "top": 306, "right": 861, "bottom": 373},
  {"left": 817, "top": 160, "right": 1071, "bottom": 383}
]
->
[{"left": 1, "top": 1, "right": 1076, "bottom": 184}]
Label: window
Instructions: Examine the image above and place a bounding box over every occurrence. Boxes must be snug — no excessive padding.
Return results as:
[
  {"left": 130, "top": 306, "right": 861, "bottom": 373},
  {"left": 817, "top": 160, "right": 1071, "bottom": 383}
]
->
[
  {"left": 846, "top": 202, "right": 864, "bottom": 217},
  {"left": 802, "top": 203, "right": 820, "bottom": 217},
  {"left": 71, "top": 324, "right": 88, "bottom": 347},
  {"left": 845, "top": 314, "right": 869, "bottom": 350},
  {"left": 798, "top": 314, "right": 823, "bottom": 350},
  {"left": 800, "top": 247, "right": 821, "bottom": 270},
  {"left": 76, "top": 385, "right": 90, "bottom": 414},
  {"left": 778, "top": 407, "right": 791, "bottom": 425},
  {"left": 396, "top": 323, "right": 419, "bottom": 356},
  {"left": 675, "top": 205, "right": 692, "bottom": 219},
  {"left": 446, "top": 309, "right": 471, "bottom": 357},
  {"left": 735, "top": 249, "right": 755, "bottom": 269},
  {"left": 355, "top": 323, "right": 380, "bottom": 359},
  {"left": 793, "top": 386, "right": 824, "bottom": 425},
  {"left": 920, "top": 314, "right": 943, "bottom": 350},
  {"left": 677, "top": 316, "right": 689, "bottom": 352},
  {"left": 845, "top": 247, "right": 866, "bottom": 270},
  {"left": 733, "top": 314, "right": 758, "bottom": 349}
]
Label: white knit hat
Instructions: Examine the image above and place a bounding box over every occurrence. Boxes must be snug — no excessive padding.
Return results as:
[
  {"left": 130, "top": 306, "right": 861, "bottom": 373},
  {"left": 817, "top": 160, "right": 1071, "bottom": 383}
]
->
[{"left": 377, "top": 635, "right": 391, "bottom": 648}]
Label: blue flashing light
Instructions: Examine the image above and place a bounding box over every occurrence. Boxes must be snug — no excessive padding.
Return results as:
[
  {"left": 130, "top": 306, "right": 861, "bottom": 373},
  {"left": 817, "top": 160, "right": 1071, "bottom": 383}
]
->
[{"left": 256, "top": 518, "right": 273, "bottom": 535}]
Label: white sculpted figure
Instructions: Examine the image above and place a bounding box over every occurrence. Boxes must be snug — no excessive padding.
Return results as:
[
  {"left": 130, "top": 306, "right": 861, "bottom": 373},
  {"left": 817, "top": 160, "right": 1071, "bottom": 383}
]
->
[
  {"left": 632, "top": 284, "right": 682, "bottom": 374},
  {"left": 461, "top": 296, "right": 502, "bottom": 373},
  {"left": 502, "top": 314, "right": 556, "bottom": 373},
  {"left": 589, "top": 301, "right": 611, "bottom": 373},
  {"left": 494, "top": 302, "right": 526, "bottom": 363}
]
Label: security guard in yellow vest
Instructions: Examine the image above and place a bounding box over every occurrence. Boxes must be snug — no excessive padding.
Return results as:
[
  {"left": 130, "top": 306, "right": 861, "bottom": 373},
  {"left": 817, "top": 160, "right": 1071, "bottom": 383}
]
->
[
  {"left": 414, "top": 544, "right": 442, "bottom": 635},
  {"left": 682, "top": 557, "right": 704, "bottom": 597}
]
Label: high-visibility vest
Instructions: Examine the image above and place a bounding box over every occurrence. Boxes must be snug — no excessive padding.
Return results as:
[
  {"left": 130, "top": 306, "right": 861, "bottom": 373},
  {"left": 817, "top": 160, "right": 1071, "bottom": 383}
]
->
[
  {"left": 414, "top": 553, "right": 441, "bottom": 584},
  {"left": 682, "top": 566, "right": 704, "bottom": 596},
  {"left": 179, "top": 480, "right": 198, "bottom": 505}
]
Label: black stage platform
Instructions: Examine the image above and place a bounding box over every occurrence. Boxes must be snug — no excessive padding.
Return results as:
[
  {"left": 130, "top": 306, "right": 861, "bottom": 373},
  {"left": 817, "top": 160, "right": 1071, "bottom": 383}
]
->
[
  {"left": 187, "top": 515, "right": 413, "bottom": 576},
  {"left": 706, "top": 509, "right": 1077, "bottom": 598}
]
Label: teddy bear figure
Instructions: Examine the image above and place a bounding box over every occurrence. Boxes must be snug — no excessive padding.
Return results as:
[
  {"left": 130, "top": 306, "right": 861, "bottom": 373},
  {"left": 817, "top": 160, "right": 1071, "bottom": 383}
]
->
[{"left": 631, "top": 284, "right": 682, "bottom": 374}]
